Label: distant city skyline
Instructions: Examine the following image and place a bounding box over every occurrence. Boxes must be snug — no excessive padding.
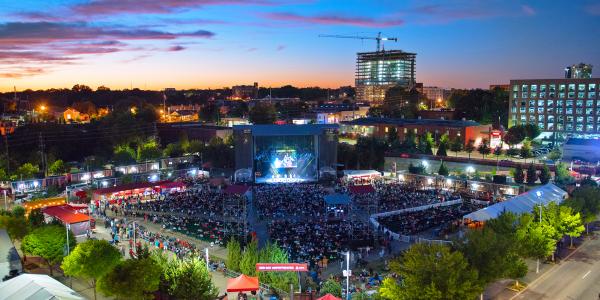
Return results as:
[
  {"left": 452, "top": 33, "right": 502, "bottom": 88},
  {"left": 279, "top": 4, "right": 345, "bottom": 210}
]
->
[{"left": 1, "top": 0, "right": 599, "bottom": 92}]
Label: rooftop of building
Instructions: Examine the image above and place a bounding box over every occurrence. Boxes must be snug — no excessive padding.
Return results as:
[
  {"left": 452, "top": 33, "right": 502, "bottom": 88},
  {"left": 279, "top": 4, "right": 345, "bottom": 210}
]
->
[
  {"left": 157, "top": 122, "right": 231, "bottom": 130},
  {"left": 564, "top": 138, "right": 600, "bottom": 147},
  {"left": 509, "top": 78, "right": 599, "bottom": 82},
  {"left": 342, "top": 117, "right": 481, "bottom": 128},
  {"left": 233, "top": 123, "right": 339, "bottom": 136}
]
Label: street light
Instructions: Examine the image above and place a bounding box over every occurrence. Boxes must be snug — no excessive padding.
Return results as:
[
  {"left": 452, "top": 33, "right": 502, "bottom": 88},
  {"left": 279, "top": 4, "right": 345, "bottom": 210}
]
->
[{"left": 466, "top": 166, "right": 475, "bottom": 174}]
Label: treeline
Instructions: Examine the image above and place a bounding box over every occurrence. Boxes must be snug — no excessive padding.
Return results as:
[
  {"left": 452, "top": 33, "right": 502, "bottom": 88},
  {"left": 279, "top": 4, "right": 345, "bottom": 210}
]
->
[{"left": 376, "top": 184, "right": 599, "bottom": 300}]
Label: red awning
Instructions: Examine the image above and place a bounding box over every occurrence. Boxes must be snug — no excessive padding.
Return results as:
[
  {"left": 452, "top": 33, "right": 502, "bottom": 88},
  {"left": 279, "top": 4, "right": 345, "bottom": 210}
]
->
[
  {"left": 160, "top": 181, "right": 185, "bottom": 189},
  {"left": 348, "top": 185, "right": 375, "bottom": 194},
  {"left": 226, "top": 274, "right": 259, "bottom": 292},
  {"left": 43, "top": 205, "right": 91, "bottom": 224},
  {"left": 224, "top": 185, "right": 250, "bottom": 195},
  {"left": 93, "top": 180, "right": 172, "bottom": 195},
  {"left": 317, "top": 294, "right": 342, "bottom": 300}
]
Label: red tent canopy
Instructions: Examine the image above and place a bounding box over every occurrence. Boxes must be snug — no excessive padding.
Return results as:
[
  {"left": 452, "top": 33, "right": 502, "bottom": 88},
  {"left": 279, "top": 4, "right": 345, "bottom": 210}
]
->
[
  {"left": 226, "top": 274, "right": 259, "bottom": 292},
  {"left": 43, "top": 205, "right": 90, "bottom": 224},
  {"left": 224, "top": 185, "right": 250, "bottom": 195},
  {"left": 348, "top": 185, "right": 375, "bottom": 194},
  {"left": 317, "top": 294, "right": 342, "bottom": 300}
]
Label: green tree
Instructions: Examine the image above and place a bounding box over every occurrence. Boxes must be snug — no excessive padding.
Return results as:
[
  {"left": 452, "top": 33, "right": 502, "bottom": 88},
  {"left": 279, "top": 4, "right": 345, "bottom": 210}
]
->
[
  {"left": 523, "top": 123, "right": 541, "bottom": 140},
  {"left": 504, "top": 125, "right": 526, "bottom": 146},
  {"left": 520, "top": 140, "right": 533, "bottom": 162},
  {"left": 137, "top": 139, "right": 162, "bottom": 161},
  {"left": 567, "top": 186, "right": 600, "bottom": 234},
  {"left": 249, "top": 102, "right": 277, "bottom": 124},
  {"left": 526, "top": 164, "right": 538, "bottom": 185},
  {"left": 239, "top": 239, "right": 259, "bottom": 276},
  {"left": 559, "top": 206, "right": 585, "bottom": 248},
  {"left": 161, "top": 257, "right": 219, "bottom": 300},
  {"left": 321, "top": 277, "right": 343, "bottom": 298},
  {"left": 539, "top": 164, "right": 551, "bottom": 184},
  {"left": 198, "top": 102, "right": 219, "bottom": 123},
  {"left": 394, "top": 242, "right": 483, "bottom": 300},
  {"left": 258, "top": 243, "right": 298, "bottom": 291},
  {"left": 513, "top": 165, "right": 524, "bottom": 184},
  {"left": 378, "top": 277, "right": 403, "bottom": 300},
  {"left": 516, "top": 214, "right": 557, "bottom": 273},
  {"left": 113, "top": 145, "right": 136, "bottom": 164},
  {"left": 436, "top": 134, "right": 449, "bottom": 157},
  {"left": 163, "top": 142, "right": 184, "bottom": 158},
  {"left": 477, "top": 139, "right": 491, "bottom": 159},
  {"left": 62, "top": 240, "right": 121, "bottom": 300},
  {"left": 493, "top": 146, "right": 503, "bottom": 161},
  {"left": 438, "top": 161, "right": 449, "bottom": 176},
  {"left": 48, "top": 159, "right": 67, "bottom": 175},
  {"left": 226, "top": 238, "right": 242, "bottom": 272},
  {"left": 547, "top": 148, "right": 562, "bottom": 161},
  {"left": 97, "top": 258, "right": 161, "bottom": 300},
  {"left": 0, "top": 212, "right": 29, "bottom": 242},
  {"left": 15, "top": 163, "right": 39, "bottom": 179},
  {"left": 12, "top": 206, "right": 25, "bottom": 219},
  {"left": 554, "top": 162, "right": 574, "bottom": 185},
  {"left": 22, "top": 225, "right": 76, "bottom": 276},
  {"left": 28, "top": 208, "right": 45, "bottom": 228},
  {"left": 465, "top": 139, "right": 475, "bottom": 159},
  {"left": 187, "top": 140, "right": 205, "bottom": 154},
  {"left": 449, "top": 137, "right": 463, "bottom": 157}
]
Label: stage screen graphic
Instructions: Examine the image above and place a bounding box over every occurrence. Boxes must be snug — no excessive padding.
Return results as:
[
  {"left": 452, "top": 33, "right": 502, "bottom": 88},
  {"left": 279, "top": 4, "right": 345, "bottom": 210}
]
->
[{"left": 254, "top": 135, "right": 317, "bottom": 183}]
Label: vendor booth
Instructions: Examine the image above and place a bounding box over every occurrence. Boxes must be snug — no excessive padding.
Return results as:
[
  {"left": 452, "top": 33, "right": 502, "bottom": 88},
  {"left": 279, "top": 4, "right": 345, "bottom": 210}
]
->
[
  {"left": 92, "top": 180, "right": 185, "bottom": 203},
  {"left": 42, "top": 205, "right": 92, "bottom": 236},
  {"left": 227, "top": 274, "right": 259, "bottom": 293}
]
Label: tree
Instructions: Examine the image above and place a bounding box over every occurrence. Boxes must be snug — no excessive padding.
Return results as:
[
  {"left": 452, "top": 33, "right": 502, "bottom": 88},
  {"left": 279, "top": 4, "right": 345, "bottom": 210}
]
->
[
  {"left": 97, "top": 258, "right": 161, "bottom": 300},
  {"left": 568, "top": 186, "right": 600, "bottom": 234},
  {"left": 198, "top": 102, "right": 219, "bottom": 123},
  {"left": 438, "top": 161, "right": 449, "bottom": 176},
  {"left": 48, "top": 159, "right": 67, "bottom": 175},
  {"left": 239, "top": 239, "right": 259, "bottom": 276},
  {"left": 22, "top": 225, "right": 76, "bottom": 276},
  {"left": 547, "top": 148, "right": 562, "bottom": 161},
  {"left": 456, "top": 226, "right": 527, "bottom": 286},
  {"left": 520, "top": 140, "right": 532, "bottom": 162},
  {"left": 477, "top": 139, "right": 491, "bottom": 159},
  {"left": 157, "top": 256, "right": 219, "bottom": 300},
  {"left": 554, "top": 162, "right": 574, "bottom": 185},
  {"left": 28, "top": 208, "right": 45, "bottom": 228},
  {"left": 62, "top": 240, "right": 121, "bottom": 300},
  {"left": 249, "top": 102, "right": 277, "bottom": 124},
  {"left": 15, "top": 163, "right": 39, "bottom": 179},
  {"left": 226, "top": 238, "right": 242, "bottom": 272},
  {"left": 559, "top": 206, "right": 585, "bottom": 248},
  {"left": 380, "top": 86, "right": 420, "bottom": 118},
  {"left": 514, "top": 165, "right": 525, "bottom": 184},
  {"left": 523, "top": 123, "right": 541, "bottom": 140},
  {"left": 137, "top": 139, "right": 162, "bottom": 161},
  {"left": 516, "top": 214, "right": 557, "bottom": 273},
  {"left": 449, "top": 137, "right": 463, "bottom": 157},
  {"left": 504, "top": 125, "right": 526, "bottom": 146},
  {"left": 163, "top": 142, "right": 184, "bottom": 158},
  {"left": 436, "top": 134, "right": 449, "bottom": 157},
  {"left": 113, "top": 145, "right": 136, "bottom": 164},
  {"left": 465, "top": 139, "right": 475, "bottom": 159},
  {"left": 378, "top": 277, "right": 403, "bottom": 300},
  {"left": 493, "top": 146, "right": 503, "bottom": 160},
  {"left": 526, "top": 164, "right": 538, "bottom": 185},
  {"left": 539, "top": 164, "right": 551, "bottom": 184},
  {"left": 387, "top": 126, "right": 399, "bottom": 146},
  {"left": 394, "top": 242, "right": 483, "bottom": 300},
  {"left": 258, "top": 243, "right": 298, "bottom": 291},
  {"left": 0, "top": 212, "right": 28, "bottom": 242},
  {"left": 408, "top": 162, "right": 426, "bottom": 175},
  {"left": 321, "top": 277, "right": 342, "bottom": 298}
]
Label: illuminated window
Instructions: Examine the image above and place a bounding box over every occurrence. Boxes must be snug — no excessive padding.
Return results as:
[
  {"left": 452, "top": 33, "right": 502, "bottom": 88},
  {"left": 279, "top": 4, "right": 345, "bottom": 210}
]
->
[
  {"left": 590, "top": 84, "right": 596, "bottom": 92},
  {"left": 569, "top": 84, "right": 575, "bottom": 92},
  {"left": 513, "top": 85, "right": 518, "bottom": 91},
  {"left": 578, "top": 84, "right": 586, "bottom": 91},
  {"left": 587, "top": 100, "right": 594, "bottom": 107},
  {"left": 531, "top": 85, "right": 538, "bottom": 92},
  {"left": 522, "top": 84, "right": 528, "bottom": 92},
  {"left": 540, "top": 85, "right": 547, "bottom": 92},
  {"left": 538, "top": 100, "right": 545, "bottom": 107}
]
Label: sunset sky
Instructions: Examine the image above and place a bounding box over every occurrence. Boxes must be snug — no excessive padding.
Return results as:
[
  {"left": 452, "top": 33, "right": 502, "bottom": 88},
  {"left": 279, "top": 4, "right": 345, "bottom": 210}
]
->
[{"left": 1, "top": 0, "right": 599, "bottom": 92}]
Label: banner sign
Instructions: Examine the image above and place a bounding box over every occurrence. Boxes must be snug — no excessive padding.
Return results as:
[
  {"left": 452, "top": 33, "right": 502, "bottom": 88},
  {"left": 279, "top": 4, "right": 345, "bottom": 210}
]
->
[{"left": 256, "top": 263, "right": 308, "bottom": 272}]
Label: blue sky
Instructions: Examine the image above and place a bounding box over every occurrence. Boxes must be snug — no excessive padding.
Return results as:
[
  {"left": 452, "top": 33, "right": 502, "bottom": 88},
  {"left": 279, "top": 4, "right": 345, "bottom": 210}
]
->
[{"left": 0, "top": 0, "right": 599, "bottom": 91}]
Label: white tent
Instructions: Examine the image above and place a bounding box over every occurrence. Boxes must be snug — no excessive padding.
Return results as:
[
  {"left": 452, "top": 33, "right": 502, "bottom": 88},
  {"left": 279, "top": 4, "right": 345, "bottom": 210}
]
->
[
  {"left": 463, "top": 183, "right": 568, "bottom": 222},
  {"left": 0, "top": 274, "right": 85, "bottom": 300}
]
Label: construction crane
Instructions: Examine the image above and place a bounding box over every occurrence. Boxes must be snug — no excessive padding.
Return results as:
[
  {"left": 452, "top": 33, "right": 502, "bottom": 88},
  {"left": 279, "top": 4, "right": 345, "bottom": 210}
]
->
[{"left": 318, "top": 32, "right": 398, "bottom": 52}]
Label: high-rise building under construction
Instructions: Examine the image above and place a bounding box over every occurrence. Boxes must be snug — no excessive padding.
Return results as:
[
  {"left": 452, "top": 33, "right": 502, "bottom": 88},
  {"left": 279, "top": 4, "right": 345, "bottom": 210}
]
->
[{"left": 355, "top": 50, "right": 416, "bottom": 104}]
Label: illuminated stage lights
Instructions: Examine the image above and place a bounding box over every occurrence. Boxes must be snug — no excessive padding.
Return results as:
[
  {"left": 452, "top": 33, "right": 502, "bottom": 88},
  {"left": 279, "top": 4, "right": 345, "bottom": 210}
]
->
[{"left": 264, "top": 177, "right": 312, "bottom": 184}]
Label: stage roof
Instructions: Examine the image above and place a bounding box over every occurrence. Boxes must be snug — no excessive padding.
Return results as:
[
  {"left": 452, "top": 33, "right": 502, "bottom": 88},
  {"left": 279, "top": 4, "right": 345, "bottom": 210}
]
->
[
  {"left": 463, "top": 183, "right": 568, "bottom": 222},
  {"left": 324, "top": 193, "right": 351, "bottom": 205},
  {"left": 233, "top": 124, "right": 338, "bottom": 136},
  {"left": 43, "top": 205, "right": 91, "bottom": 224},
  {"left": 0, "top": 274, "right": 85, "bottom": 300}
]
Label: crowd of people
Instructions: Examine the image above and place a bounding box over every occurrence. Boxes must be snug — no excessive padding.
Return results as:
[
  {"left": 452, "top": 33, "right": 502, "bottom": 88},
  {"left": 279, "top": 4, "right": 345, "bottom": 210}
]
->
[
  {"left": 268, "top": 219, "right": 373, "bottom": 264},
  {"left": 254, "top": 184, "right": 327, "bottom": 219},
  {"left": 374, "top": 182, "right": 461, "bottom": 211},
  {"left": 376, "top": 203, "right": 477, "bottom": 236}
]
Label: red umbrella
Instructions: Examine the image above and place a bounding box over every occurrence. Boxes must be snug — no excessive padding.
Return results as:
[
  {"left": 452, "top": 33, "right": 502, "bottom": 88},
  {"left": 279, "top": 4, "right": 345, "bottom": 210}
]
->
[{"left": 317, "top": 294, "right": 342, "bottom": 300}]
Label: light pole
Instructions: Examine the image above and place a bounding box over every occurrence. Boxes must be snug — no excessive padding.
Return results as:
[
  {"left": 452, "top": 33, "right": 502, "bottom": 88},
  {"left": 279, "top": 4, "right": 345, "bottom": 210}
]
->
[
  {"left": 345, "top": 251, "right": 350, "bottom": 300},
  {"left": 536, "top": 190, "right": 542, "bottom": 273},
  {"left": 3, "top": 190, "right": 7, "bottom": 211}
]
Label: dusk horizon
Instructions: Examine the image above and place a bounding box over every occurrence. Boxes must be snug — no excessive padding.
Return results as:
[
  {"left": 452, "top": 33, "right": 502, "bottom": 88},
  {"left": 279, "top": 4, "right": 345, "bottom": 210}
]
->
[{"left": 2, "top": 0, "right": 599, "bottom": 92}]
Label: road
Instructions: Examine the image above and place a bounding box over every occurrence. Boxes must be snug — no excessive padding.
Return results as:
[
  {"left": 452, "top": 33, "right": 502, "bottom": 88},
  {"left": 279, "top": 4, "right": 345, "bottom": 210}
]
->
[{"left": 513, "top": 236, "right": 600, "bottom": 300}]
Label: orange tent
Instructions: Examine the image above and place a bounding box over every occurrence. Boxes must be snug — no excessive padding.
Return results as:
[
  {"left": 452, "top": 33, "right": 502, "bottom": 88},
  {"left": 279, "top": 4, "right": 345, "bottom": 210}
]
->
[
  {"left": 317, "top": 294, "right": 342, "bottom": 300},
  {"left": 226, "top": 274, "right": 259, "bottom": 292}
]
